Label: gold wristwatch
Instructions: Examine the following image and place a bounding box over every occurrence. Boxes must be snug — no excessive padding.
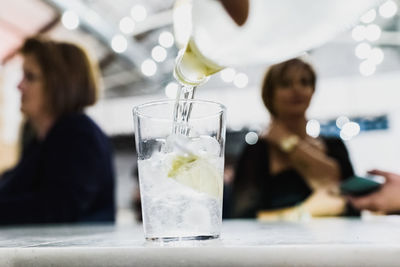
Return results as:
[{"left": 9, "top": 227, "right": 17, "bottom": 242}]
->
[{"left": 280, "top": 135, "right": 300, "bottom": 153}]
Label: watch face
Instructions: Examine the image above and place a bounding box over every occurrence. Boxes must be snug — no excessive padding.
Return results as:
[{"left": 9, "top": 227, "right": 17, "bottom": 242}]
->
[{"left": 280, "top": 135, "right": 299, "bottom": 153}]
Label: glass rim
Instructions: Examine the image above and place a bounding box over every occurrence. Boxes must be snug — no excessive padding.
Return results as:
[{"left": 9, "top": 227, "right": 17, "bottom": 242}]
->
[{"left": 132, "top": 99, "right": 226, "bottom": 120}]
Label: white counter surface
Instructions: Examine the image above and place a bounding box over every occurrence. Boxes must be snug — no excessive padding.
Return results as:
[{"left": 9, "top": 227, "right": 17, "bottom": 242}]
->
[{"left": 0, "top": 217, "right": 399, "bottom": 266}]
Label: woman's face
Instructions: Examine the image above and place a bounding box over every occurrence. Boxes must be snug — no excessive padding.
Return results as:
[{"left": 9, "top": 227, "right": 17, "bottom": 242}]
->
[
  {"left": 17, "top": 54, "right": 47, "bottom": 120},
  {"left": 272, "top": 66, "right": 314, "bottom": 118}
]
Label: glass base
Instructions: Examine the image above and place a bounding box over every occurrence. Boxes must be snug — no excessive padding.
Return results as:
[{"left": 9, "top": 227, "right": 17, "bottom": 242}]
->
[{"left": 146, "top": 234, "right": 219, "bottom": 242}]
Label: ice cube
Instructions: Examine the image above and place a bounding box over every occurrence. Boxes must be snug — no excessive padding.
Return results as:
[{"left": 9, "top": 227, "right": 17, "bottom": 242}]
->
[
  {"left": 162, "top": 134, "right": 221, "bottom": 157},
  {"left": 162, "top": 134, "right": 191, "bottom": 154},
  {"left": 182, "top": 203, "right": 211, "bottom": 231},
  {"left": 187, "top": 135, "right": 221, "bottom": 156}
]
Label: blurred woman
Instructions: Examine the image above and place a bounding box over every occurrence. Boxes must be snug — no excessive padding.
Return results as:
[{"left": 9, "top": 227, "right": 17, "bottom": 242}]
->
[
  {"left": 0, "top": 36, "right": 115, "bottom": 224},
  {"left": 232, "top": 58, "right": 356, "bottom": 219}
]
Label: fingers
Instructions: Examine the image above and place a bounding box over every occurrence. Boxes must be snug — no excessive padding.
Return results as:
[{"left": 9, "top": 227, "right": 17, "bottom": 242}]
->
[
  {"left": 219, "top": 0, "right": 249, "bottom": 26},
  {"left": 367, "top": 169, "right": 391, "bottom": 177},
  {"left": 348, "top": 194, "right": 379, "bottom": 212}
]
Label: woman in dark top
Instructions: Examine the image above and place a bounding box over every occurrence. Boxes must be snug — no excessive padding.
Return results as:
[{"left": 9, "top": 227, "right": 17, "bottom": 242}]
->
[
  {"left": 232, "top": 58, "right": 356, "bottom": 218},
  {"left": 0, "top": 36, "right": 115, "bottom": 224}
]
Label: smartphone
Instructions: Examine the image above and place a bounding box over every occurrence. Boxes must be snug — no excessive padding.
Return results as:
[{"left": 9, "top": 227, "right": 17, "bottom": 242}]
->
[{"left": 340, "top": 175, "right": 385, "bottom": 196}]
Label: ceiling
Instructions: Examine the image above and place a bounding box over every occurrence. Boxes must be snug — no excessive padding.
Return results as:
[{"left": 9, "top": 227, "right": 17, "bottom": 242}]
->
[
  {"left": 1, "top": 0, "right": 400, "bottom": 100},
  {"left": 0, "top": 0, "right": 58, "bottom": 62}
]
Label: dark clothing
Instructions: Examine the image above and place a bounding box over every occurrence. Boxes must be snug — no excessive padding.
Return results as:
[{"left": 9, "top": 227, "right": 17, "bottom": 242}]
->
[
  {"left": 0, "top": 113, "right": 115, "bottom": 225},
  {"left": 232, "top": 136, "right": 355, "bottom": 218}
]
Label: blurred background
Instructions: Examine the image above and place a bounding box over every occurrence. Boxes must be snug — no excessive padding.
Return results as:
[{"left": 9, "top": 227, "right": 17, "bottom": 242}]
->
[{"left": 1, "top": 0, "right": 400, "bottom": 221}]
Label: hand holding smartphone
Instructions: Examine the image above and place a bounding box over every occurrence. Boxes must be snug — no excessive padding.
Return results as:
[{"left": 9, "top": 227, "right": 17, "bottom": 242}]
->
[{"left": 340, "top": 175, "right": 385, "bottom": 196}]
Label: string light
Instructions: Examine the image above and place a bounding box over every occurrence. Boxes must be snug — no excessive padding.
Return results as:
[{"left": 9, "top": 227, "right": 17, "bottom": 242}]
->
[
  {"left": 62, "top": 10, "right": 79, "bottom": 30},
  {"left": 111, "top": 34, "right": 128, "bottom": 53}
]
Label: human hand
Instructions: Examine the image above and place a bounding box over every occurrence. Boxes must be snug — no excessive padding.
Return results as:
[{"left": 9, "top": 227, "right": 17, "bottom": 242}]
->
[
  {"left": 348, "top": 169, "right": 400, "bottom": 213},
  {"left": 219, "top": 0, "right": 249, "bottom": 26},
  {"left": 264, "top": 120, "right": 293, "bottom": 146},
  {"left": 302, "top": 188, "right": 346, "bottom": 217}
]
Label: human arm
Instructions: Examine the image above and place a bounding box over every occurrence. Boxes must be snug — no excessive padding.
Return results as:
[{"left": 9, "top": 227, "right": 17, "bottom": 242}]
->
[
  {"left": 257, "top": 189, "right": 346, "bottom": 220},
  {"left": 348, "top": 169, "right": 400, "bottom": 213},
  {"left": 265, "top": 120, "right": 342, "bottom": 190},
  {"left": 0, "top": 119, "right": 115, "bottom": 224}
]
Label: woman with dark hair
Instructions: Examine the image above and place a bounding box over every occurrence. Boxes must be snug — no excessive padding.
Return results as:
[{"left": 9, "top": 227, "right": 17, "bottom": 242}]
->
[
  {"left": 232, "top": 58, "right": 357, "bottom": 219},
  {"left": 0, "top": 36, "right": 115, "bottom": 224}
]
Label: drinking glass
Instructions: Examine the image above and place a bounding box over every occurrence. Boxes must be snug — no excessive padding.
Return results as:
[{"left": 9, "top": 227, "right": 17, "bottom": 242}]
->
[{"left": 133, "top": 99, "right": 226, "bottom": 241}]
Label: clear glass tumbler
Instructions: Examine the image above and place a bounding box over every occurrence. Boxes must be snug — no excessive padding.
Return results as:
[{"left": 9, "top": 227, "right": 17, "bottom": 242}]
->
[{"left": 133, "top": 99, "right": 226, "bottom": 241}]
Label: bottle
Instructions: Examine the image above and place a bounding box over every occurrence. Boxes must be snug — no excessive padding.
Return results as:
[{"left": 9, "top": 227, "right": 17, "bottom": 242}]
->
[{"left": 173, "top": 0, "right": 384, "bottom": 86}]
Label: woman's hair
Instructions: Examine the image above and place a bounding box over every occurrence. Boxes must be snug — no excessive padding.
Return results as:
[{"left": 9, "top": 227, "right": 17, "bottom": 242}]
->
[
  {"left": 261, "top": 58, "right": 316, "bottom": 116},
  {"left": 20, "top": 36, "right": 99, "bottom": 118}
]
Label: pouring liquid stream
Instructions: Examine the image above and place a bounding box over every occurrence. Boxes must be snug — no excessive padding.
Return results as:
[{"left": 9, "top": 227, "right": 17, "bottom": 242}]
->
[
  {"left": 172, "top": 37, "right": 225, "bottom": 136},
  {"left": 172, "top": 85, "right": 196, "bottom": 136}
]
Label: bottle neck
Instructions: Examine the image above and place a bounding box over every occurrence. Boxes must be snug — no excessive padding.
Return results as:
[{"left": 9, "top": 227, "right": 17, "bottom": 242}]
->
[
  {"left": 173, "top": 50, "right": 210, "bottom": 86},
  {"left": 173, "top": 57, "right": 209, "bottom": 86},
  {"left": 173, "top": 38, "right": 224, "bottom": 86}
]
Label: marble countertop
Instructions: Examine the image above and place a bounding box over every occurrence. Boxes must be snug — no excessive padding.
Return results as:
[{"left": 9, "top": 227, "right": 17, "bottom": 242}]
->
[{"left": 0, "top": 217, "right": 399, "bottom": 266}]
